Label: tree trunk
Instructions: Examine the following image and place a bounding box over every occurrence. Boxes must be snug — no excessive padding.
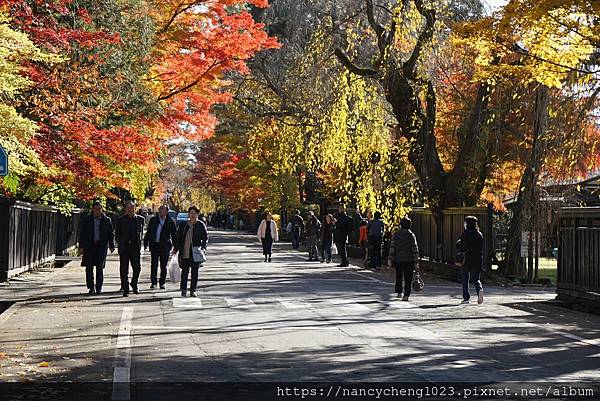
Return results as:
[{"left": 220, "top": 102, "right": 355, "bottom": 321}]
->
[
  {"left": 504, "top": 85, "right": 549, "bottom": 277},
  {"left": 335, "top": 0, "right": 496, "bottom": 254}
]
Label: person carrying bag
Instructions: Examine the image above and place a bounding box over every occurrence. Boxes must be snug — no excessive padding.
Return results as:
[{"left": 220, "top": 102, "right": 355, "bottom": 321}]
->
[
  {"left": 172, "top": 206, "right": 208, "bottom": 297},
  {"left": 388, "top": 217, "right": 421, "bottom": 301}
]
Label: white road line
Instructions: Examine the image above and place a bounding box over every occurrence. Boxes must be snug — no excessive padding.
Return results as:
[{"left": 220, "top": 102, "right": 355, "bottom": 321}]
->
[
  {"left": 133, "top": 325, "right": 338, "bottom": 331},
  {"left": 329, "top": 299, "right": 371, "bottom": 311},
  {"left": 348, "top": 271, "right": 393, "bottom": 285},
  {"left": 556, "top": 331, "right": 600, "bottom": 348},
  {"left": 226, "top": 298, "right": 256, "bottom": 308},
  {"left": 480, "top": 309, "right": 600, "bottom": 349},
  {"left": 378, "top": 300, "right": 419, "bottom": 308},
  {"left": 278, "top": 298, "right": 310, "bottom": 309},
  {"left": 172, "top": 298, "right": 203, "bottom": 308},
  {"left": 112, "top": 307, "right": 133, "bottom": 401}
]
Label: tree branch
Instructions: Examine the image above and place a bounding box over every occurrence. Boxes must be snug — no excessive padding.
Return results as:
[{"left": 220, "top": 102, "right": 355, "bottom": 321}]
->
[
  {"left": 157, "top": 61, "right": 221, "bottom": 101},
  {"left": 510, "top": 42, "right": 598, "bottom": 76},
  {"left": 403, "top": 0, "right": 436, "bottom": 77},
  {"left": 365, "top": 0, "right": 384, "bottom": 38},
  {"left": 159, "top": 1, "right": 206, "bottom": 35},
  {"left": 334, "top": 48, "right": 378, "bottom": 77}
]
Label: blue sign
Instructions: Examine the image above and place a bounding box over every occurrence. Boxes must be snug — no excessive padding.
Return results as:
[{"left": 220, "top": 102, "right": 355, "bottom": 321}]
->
[{"left": 0, "top": 144, "right": 7, "bottom": 177}]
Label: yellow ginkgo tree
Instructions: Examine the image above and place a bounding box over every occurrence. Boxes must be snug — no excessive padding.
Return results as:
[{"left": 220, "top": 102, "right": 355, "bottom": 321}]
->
[{"left": 0, "top": 11, "right": 63, "bottom": 194}]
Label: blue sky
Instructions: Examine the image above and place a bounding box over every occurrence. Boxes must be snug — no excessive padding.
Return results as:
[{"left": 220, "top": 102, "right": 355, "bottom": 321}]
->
[{"left": 481, "top": 0, "right": 509, "bottom": 13}]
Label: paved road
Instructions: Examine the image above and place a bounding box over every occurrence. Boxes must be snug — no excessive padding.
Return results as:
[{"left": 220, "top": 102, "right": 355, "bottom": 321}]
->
[{"left": 0, "top": 230, "right": 599, "bottom": 400}]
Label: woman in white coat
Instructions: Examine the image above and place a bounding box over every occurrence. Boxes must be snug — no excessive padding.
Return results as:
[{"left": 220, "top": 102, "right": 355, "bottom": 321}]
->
[{"left": 257, "top": 212, "right": 279, "bottom": 262}]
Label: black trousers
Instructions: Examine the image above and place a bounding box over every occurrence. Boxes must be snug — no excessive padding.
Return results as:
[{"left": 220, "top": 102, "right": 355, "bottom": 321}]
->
[
  {"left": 149, "top": 243, "right": 170, "bottom": 286},
  {"left": 85, "top": 265, "right": 103, "bottom": 291},
  {"left": 369, "top": 236, "right": 383, "bottom": 268},
  {"left": 336, "top": 240, "right": 348, "bottom": 265},
  {"left": 261, "top": 238, "right": 273, "bottom": 256},
  {"left": 395, "top": 262, "right": 415, "bottom": 297},
  {"left": 119, "top": 245, "right": 141, "bottom": 293},
  {"left": 180, "top": 258, "right": 199, "bottom": 291}
]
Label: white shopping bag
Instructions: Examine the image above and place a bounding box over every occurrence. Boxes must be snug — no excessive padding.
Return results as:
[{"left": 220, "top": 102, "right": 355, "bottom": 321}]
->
[
  {"left": 331, "top": 243, "right": 338, "bottom": 255},
  {"left": 168, "top": 256, "right": 181, "bottom": 283}
]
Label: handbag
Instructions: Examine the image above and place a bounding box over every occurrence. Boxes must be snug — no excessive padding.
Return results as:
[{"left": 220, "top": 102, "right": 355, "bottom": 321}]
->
[
  {"left": 455, "top": 251, "right": 466, "bottom": 267},
  {"left": 331, "top": 243, "right": 338, "bottom": 255},
  {"left": 168, "top": 256, "right": 181, "bottom": 283},
  {"left": 412, "top": 271, "right": 424, "bottom": 292},
  {"left": 286, "top": 222, "right": 293, "bottom": 233},
  {"left": 192, "top": 246, "right": 207, "bottom": 263}
]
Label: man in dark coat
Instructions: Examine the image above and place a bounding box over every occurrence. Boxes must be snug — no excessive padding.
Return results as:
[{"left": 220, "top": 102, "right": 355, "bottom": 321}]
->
[
  {"left": 115, "top": 201, "right": 145, "bottom": 297},
  {"left": 367, "top": 211, "right": 385, "bottom": 269},
  {"left": 290, "top": 210, "right": 304, "bottom": 250},
  {"left": 78, "top": 201, "right": 115, "bottom": 295},
  {"left": 456, "top": 215, "right": 485, "bottom": 304},
  {"left": 334, "top": 205, "right": 354, "bottom": 267},
  {"left": 144, "top": 204, "right": 177, "bottom": 290}
]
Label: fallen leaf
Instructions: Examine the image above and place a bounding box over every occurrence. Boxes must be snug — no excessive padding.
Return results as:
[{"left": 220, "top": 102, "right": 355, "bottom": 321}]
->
[{"left": 38, "top": 362, "right": 49, "bottom": 368}]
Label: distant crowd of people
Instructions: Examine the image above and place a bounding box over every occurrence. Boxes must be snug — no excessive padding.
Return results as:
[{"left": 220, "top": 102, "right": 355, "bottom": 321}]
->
[
  {"left": 254, "top": 206, "right": 485, "bottom": 304},
  {"left": 209, "top": 211, "right": 238, "bottom": 230}
]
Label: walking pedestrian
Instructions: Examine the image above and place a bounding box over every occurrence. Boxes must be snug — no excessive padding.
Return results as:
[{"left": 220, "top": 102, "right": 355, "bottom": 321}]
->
[
  {"left": 115, "top": 201, "right": 145, "bottom": 297},
  {"left": 359, "top": 219, "right": 369, "bottom": 268},
  {"left": 173, "top": 206, "right": 208, "bottom": 297},
  {"left": 78, "top": 201, "right": 115, "bottom": 295},
  {"left": 290, "top": 210, "right": 304, "bottom": 250},
  {"left": 388, "top": 217, "right": 420, "bottom": 301},
  {"left": 334, "top": 205, "right": 354, "bottom": 267},
  {"left": 457, "top": 216, "right": 485, "bottom": 304},
  {"left": 306, "top": 211, "right": 321, "bottom": 261},
  {"left": 257, "top": 211, "right": 279, "bottom": 262},
  {"left": 143, "top": 204, "right": 177, "bottom": 290},
  {"left": 367, "top": 212, "right": 385, "bottom": 269},
  {"left": 320, "top": 214, "right": 335, "bottom": 263}
]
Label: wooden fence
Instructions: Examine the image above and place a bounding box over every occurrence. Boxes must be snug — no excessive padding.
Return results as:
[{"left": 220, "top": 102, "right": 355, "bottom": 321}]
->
[
  {"left": 558, "top": 207, "right": 600, "bottom": 308},
  {"left": 0, "top": 197, "right": 86, "bottom": 282},
  {"left": 409, "top": 206, "right": 494, "bottom": 272}
]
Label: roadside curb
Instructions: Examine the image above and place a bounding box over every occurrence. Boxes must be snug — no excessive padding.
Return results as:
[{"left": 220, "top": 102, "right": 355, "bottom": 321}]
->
[{"left": 0, "top": 301, "right": 23, "bottom": 326}]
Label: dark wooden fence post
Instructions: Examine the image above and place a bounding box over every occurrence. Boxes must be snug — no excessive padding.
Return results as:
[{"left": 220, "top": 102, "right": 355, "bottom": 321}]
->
[
  {"left": 0, "top": 197, "right": 15, "bottom": 282},
  {"left": 557, "top": 207, "right": 600, "bottom": 310},
  {"left": 409, "top": 206, "right": 495, "bottom": 281}
]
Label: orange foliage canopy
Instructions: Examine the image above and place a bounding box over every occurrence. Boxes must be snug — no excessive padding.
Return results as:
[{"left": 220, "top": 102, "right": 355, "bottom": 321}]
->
[
  {"left": 148, "top": 0, "right": 279, "bottom": 139},
  {"left": 2, "top": 0, "right": 277, "bottom": 201}
]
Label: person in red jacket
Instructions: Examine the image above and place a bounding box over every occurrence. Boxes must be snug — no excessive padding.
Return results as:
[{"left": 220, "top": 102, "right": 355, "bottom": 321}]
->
[{"left": 359, "top": 220, "right": 369, "bottom": 268}]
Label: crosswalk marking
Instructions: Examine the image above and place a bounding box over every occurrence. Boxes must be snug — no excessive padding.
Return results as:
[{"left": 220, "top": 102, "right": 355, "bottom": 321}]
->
[
  {"left": 278, "top": 298, "right": 310, "bottom": 309},
  {"left": 329, "top": 299, "right": 371, "bottom": 311},
  {"left": 133, "top": 325, "right": 338, "bottom": 332},
  {"left": 378, "top": 300, "right": 419, "bottom": 308},
  {"left": 170, "top": 297, "right": 413, "bottom": 312},
  {"left": 172, "top": 298, "right": 203, "bottom": 308},
  {"left": 226, "top": 298, "right": 256, "bottom": 308}
]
